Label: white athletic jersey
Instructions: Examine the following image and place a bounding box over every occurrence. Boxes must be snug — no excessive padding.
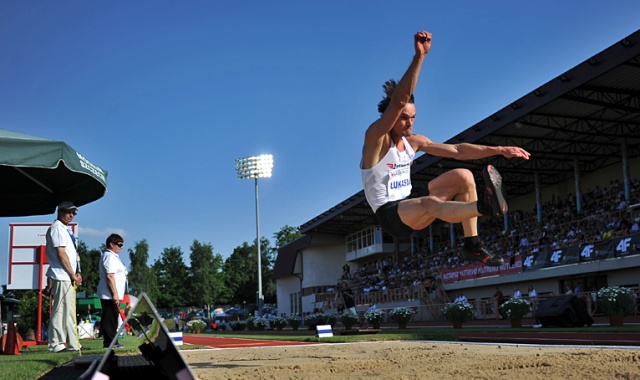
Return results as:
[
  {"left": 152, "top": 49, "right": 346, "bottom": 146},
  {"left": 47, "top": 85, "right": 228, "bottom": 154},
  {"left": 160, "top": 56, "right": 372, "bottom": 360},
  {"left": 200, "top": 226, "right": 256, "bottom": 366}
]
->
[{"left": 361, "top": 137, "right": 415, "bottom": 212}]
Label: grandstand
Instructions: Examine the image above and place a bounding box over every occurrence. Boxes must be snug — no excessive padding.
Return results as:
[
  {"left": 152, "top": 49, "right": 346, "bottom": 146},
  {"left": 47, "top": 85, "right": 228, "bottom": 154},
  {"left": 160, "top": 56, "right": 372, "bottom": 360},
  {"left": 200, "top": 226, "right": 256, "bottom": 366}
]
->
[{"left": 273, "top": 29, "right": 640, "bottom": 322}]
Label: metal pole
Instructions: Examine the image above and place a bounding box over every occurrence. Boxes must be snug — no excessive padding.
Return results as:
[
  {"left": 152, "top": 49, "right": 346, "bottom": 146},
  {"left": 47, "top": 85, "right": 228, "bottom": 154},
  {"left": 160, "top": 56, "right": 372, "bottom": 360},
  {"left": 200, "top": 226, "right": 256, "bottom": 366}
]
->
[{"left": 255, "top": 177, "right": 263, "bottom": 310}]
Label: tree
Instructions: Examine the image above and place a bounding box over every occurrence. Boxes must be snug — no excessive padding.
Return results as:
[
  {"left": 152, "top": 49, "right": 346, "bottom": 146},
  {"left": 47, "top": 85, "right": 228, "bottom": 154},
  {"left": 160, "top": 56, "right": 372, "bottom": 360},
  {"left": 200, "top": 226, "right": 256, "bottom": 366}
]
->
[
  {"left": 273, "top": 225, "right": 302, "bottom": 250},
  {"left": 77, "top": 241, "right": 101, "bottom": 295},
  {"left": 223, "top": 235, "right": 273, "bottom": 307},
  {"left": 152, "top": 247, "right": 190, "bottom": 309},
  {"left": 188, "top": 240, "right": 229, "bottom": 312},
  {"left": 128, "top": 239, "right": 158, "bottom": 303},
  {"left": 223, "top": 242, "right": 254, "bottom": 306},
  {"left": 16, "top": 290, "right": 53, "bottom": 339}
]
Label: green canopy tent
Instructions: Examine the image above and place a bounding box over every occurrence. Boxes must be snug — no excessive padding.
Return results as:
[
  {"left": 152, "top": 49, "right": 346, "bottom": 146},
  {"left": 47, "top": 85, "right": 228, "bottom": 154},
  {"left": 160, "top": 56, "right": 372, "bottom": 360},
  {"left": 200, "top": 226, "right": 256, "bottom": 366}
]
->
[
  {"left": 77, "top": 294, "right": 102, "bottom": 321},
  {"left": 77, "top": 294, "right": 102, "bottom": 310},
  {"left": 0, "top": 128, "right": 108, "bottom": 216}
]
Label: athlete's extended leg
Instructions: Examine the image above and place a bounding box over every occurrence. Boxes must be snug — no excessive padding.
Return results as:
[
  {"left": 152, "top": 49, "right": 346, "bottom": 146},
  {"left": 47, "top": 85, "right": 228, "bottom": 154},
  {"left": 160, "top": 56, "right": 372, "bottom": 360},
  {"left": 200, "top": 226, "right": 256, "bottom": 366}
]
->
[
  {"left": 397, "top": 167, "right": 504, "bottom": 266},
  {"left": 397, "top": 168, "right": 479, "bottom": 231}
]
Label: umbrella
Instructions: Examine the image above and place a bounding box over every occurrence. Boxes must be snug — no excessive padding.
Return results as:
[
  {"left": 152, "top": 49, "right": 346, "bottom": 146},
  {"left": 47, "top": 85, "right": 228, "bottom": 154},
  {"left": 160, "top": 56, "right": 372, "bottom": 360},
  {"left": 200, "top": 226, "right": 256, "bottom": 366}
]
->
[{"left": 0, "top": 128, "right": 108, "bottom": 216}]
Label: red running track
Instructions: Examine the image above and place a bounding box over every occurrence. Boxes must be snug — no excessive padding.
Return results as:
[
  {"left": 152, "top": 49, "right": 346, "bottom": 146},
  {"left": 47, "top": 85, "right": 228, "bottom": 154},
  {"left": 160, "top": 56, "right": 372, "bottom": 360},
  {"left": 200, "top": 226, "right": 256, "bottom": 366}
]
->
[{"left": 183, "top": 335, "right": 319, "bottom": 349}]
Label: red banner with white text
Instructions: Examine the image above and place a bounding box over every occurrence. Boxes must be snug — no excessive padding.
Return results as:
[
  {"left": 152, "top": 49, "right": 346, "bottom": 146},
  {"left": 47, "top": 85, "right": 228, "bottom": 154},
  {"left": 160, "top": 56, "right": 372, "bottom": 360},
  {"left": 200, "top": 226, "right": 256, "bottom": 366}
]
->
[{"left": 441, "top": 255, "right": 523, "bottom": 284}]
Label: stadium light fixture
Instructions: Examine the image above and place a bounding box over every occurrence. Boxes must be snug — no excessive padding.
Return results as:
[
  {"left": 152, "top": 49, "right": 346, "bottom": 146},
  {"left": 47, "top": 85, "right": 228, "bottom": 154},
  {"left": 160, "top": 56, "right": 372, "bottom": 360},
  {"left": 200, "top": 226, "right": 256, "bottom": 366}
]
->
[{"left": 235, "top": 154, "right": 274, "bottom": 310}]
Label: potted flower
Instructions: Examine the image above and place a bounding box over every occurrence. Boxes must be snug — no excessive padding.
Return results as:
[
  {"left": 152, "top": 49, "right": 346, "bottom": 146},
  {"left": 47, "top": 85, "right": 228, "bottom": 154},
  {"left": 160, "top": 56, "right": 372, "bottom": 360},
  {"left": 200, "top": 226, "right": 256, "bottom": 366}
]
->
[
  {"left": 340, "top": 310, "right": 358, "bottom": 330},
  {"left": 443, "top": 302, "right": 473, "bottom": 328},
  {"left": 324, "top": 314, "right": 338, "bottom": 328},
  {"left": 272, "top": 317, "right": 288, "bottom": 331},
  {"left": 186, "top": 319, "right": 206, "bottom": 333},
  {"left": 597, "top": 286, "right": 636, "bottom": 326},
  {"left": 304, "top": 313, "right": 321, "bottom": 330},
  {"left": 364, "top": 308, "right": 384, "bottom": 329},
  {"left": 287, "top": 314, "right": 301, "bottom": 331},
  {"left": 389, "top": 306, "right": 414, "bottom": 328},
  {"left": 499, "top": 298, "right": 531, "bottom": 327},
  {"left": 254, "top": 318, "right": 269, "bottom": 331}
]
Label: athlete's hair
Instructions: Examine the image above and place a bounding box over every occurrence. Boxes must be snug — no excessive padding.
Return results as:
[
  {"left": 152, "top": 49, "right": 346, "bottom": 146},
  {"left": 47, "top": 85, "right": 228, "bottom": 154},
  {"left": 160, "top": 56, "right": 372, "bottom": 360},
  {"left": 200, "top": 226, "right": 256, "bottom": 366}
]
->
[{"left": 377, "top": 79, "right": 414, "bottom": 114}]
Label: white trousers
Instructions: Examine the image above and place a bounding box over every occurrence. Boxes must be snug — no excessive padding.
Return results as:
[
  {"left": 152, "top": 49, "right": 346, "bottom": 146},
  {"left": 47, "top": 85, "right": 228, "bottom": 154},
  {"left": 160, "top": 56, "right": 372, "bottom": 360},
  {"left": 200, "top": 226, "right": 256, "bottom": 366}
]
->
[{"left": 48, "top": 280, "right": 79, "bottom": 350}]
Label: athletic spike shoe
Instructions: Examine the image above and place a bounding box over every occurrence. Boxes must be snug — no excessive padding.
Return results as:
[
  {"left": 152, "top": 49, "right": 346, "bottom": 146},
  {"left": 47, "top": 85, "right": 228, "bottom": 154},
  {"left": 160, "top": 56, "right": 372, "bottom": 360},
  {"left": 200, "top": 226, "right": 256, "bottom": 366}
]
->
[
  {"left": 462, "top": 243, "right": 504, "bottom": 267},
  {"left": 481, "top": 165, "right": 508, "bottom": 217}
]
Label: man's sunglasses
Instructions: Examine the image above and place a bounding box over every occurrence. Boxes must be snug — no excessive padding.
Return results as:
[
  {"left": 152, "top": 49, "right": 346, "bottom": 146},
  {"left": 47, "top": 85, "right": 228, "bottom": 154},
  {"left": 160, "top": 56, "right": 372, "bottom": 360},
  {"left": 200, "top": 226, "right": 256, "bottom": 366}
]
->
[{"left": 62, "top": 209, "right": 77, "bottom": 216}]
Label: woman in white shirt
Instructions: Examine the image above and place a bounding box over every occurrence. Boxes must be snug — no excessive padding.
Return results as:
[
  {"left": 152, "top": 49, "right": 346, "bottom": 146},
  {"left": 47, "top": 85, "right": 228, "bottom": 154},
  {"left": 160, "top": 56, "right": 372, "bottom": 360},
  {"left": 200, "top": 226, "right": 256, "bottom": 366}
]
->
[{"left": 97, "top": 234, "right": 128, "bottom": 349}]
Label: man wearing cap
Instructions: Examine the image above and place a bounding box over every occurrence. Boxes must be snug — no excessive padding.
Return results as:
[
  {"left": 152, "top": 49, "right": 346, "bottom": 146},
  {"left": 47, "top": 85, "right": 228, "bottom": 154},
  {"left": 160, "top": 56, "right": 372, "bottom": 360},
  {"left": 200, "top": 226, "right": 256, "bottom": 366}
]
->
[{"left": 45, "top": 201, "right": 82, "bottom": 353}]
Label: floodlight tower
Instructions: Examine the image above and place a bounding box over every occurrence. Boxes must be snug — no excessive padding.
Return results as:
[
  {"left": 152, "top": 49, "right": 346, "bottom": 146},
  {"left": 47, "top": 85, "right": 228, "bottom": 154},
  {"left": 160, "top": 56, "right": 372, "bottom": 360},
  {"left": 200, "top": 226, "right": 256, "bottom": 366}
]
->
[{"left": 235, "top": 154, "right": 273, "bottom": 311}]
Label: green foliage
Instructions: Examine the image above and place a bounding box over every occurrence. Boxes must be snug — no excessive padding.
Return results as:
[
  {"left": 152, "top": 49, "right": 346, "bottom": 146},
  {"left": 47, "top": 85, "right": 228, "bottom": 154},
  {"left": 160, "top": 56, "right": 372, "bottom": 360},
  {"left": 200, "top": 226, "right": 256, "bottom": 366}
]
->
[
  {"left": 254, "top": 318, "right": 269, "bottom": 330},
  {"left": 389, "top": 306, "right": 415, "bottom": 324},
  {"left": 246, "top": 316, "right": 256, "bottom": 330},
  {"left": 364, "top": 308, "right": 384, "bottom": 324},
  {"left": 17, "top": 291, "right": 39, "bottom": 337},
  {"left": 287, "top": 314, "right": 301, "bottom": 328},
  {"left": 153, "top": 247, "right": 190, "bottom": 309},
  {"left": 188, "top": 240, "right": 229, "bottom": 307},
  {"left": 272, "top": 317, "right": 288, "bottom": 329},
  {"left": 499, "top": 298, "right": 531, "bottom": 320},
  {"left": 77, "top": 241, "right": 101, "bottom": 295},
  {"left": 340, "top": 310, "right": 358, "bottom": 326},
  {"left": 306, "top": 313, "right": 339, "bottom": 327},
  {"left": 229, "top": 320, "right": 247, "bottom": 331},
  {"left": 186, "top": 319, "right": 207, "bottom": 331},
  {"left": 272, "top": 225, "right": 302, "bottom": 249},
  {"left": 128, "top": 239, "right": 159, "bottom": 302},
  {"left": 443, "top": 302, "right": 474, "bottom": 323},
  {"left": 597, "top": 286, "right": 637, "bottom": 316}
]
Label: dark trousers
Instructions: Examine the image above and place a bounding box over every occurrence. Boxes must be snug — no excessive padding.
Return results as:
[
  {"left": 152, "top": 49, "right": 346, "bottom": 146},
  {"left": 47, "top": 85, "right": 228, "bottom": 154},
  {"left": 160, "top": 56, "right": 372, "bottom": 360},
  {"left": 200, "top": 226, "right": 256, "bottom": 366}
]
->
[{"left": 100, "top": 299, "right": 120, "bottom": 348}]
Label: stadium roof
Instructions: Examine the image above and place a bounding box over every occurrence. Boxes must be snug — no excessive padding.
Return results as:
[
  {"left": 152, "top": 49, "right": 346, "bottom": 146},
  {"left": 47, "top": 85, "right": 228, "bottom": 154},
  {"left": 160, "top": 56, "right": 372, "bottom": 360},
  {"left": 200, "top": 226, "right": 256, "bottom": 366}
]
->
[{"left": 300, "top": 29, "right": 640, "bottom": 237}]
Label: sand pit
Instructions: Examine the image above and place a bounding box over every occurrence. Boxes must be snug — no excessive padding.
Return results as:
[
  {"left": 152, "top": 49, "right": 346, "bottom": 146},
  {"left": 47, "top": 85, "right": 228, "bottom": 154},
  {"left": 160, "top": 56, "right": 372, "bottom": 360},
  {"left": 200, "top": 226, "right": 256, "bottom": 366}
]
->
[{"left": 182, "top": 340, "right": 640, "bottom": 379}]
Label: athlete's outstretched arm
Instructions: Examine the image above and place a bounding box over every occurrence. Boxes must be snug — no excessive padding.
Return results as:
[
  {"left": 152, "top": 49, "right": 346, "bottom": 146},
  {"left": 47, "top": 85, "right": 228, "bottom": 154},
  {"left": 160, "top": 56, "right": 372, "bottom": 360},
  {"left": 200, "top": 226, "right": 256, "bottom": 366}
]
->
[{"left": 362, "top": 31, "right": 432, "bottom": 167}]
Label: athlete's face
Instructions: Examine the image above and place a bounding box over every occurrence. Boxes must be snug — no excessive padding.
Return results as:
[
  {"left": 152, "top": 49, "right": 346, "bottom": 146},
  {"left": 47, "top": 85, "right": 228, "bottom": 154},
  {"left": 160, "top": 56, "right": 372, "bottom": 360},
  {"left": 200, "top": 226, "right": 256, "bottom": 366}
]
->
[{"left": 392, "top": 104, "right": 416, "bottom": 137}]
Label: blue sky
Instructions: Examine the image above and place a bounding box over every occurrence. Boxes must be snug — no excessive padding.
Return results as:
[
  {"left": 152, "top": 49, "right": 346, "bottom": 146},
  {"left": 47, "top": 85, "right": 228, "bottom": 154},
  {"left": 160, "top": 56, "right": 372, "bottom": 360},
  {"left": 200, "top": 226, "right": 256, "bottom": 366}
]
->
[{"left": 1, "top": 1, "right": 639, "bottom": 287}]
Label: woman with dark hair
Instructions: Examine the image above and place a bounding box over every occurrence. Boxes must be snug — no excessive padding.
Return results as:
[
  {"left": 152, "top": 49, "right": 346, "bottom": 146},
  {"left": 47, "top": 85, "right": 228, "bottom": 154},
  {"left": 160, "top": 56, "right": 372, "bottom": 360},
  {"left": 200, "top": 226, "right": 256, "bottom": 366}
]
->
[{"left": 97, "top": 233, "right": 128, "bottom": 349}]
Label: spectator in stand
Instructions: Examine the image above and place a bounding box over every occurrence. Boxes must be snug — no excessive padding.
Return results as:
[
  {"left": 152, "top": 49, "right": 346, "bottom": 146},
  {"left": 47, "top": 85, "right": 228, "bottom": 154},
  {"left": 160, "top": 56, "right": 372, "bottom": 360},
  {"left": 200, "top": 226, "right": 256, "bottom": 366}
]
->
[
  {"left": 574, "top": 281, "right": 584, "bottom": 298},
  {"left": 493, "top": 287, "right": 505, "bottom": 319},
  {"left": 527, "top": 285, "right": 538, "bottom": 311},
  {"left": 342, "top": 263, "right": 351, "bottom": 279},
  {"left": 565, "top": 285, "right": 573, "bottom": 294},
  {"left": 454, "top": 292, "right": 468, "bottom": 303},
  {"left": 513, "top": 287, "right": 522, "bottom": 299}
]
